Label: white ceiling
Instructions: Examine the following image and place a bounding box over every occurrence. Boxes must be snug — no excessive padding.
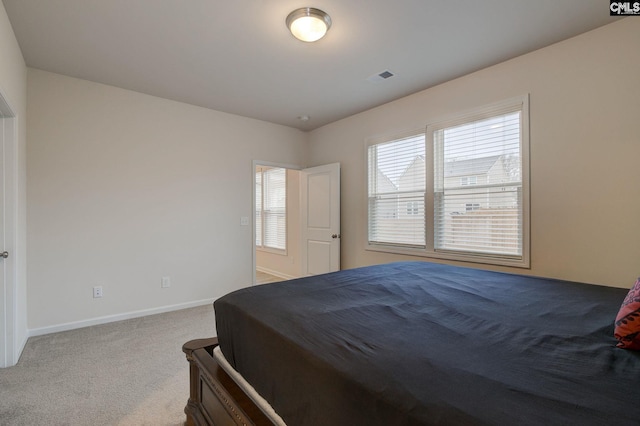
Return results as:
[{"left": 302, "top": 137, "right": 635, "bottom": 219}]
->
[{"left": 2, "top": 1, "right": 618, "bottom": 130}]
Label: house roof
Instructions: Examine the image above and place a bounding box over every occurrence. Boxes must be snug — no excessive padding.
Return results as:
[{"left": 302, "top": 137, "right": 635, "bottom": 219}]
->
[
  {"left": 377, "top": 169, "right": 397, "bottom": 191},
  {"left": 444, "top": 155, "right": 502, "bottom": 178},
  {"left": 388, "top": 154, "right": 502, "bottom": 183}
]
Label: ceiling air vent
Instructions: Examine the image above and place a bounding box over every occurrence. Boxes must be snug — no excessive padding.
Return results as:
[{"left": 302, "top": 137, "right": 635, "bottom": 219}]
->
[{"left": 367, "top": 70, "right": 395, "bottom": 83}]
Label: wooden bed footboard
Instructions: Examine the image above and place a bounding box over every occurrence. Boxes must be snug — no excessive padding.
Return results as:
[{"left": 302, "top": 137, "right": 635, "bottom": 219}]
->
[{"left": 182, "top": 337, "right": 276, "bottom": 426}]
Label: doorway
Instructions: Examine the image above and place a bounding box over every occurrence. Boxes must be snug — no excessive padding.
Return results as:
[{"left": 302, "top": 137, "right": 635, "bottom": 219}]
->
[
  {"left": 252, "top": 161, "right": 341, "bottom": 285},
  {"left": 254, "top": 163, "right": 301, "bottom": 284}
]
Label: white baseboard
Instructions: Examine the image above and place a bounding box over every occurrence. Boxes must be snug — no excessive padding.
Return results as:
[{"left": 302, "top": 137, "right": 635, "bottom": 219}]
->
[
  {"left": 256, "top": 266, "right": 298, "bottom": 280},
  {"left": 28, "top": 298, "right": 215, "bottom": 338}
]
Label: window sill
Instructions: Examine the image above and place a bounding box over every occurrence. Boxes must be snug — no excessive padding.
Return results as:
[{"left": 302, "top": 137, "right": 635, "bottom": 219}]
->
[
  {"left": 365, "top": 244, "right": 529, "bottom": 269},
  {"left": 256, "top": 247, "right": 288, "bottom": 256}
]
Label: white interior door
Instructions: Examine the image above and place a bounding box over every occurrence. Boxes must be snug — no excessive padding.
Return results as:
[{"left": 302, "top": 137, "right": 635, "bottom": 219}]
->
[{"left": 301, "top": 163, "right": 340, "bottom": 276}]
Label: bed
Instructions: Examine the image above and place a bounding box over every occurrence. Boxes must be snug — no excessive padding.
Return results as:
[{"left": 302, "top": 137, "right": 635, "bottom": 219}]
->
[{"left": 182, "top": 261, "right": 640, "bottom": 425}]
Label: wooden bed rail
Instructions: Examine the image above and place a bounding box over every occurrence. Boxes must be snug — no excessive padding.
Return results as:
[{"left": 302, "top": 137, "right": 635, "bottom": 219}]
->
[{"left": 182, "top": 337, "right": 276, "bottom": 426}]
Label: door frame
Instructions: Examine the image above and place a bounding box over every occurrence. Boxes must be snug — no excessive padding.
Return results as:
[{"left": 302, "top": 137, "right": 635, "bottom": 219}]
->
[
  {"left": 251, "top": 160, "right": 302, "bottom": 285},
  {"left": 0, "top": 89, "right": 18, "bottom": 368}
]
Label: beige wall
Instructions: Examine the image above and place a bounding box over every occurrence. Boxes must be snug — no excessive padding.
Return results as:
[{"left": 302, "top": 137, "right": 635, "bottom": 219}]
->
[
  {"left": 256, "top": 169, "right": 302, "bottom": 279},
  {"left": 308, "top": 18, "right": 640, "bottom": 288},
  {"left": 16, "top": 16, "right": 640, "bottom": 339},
  {"left": 27, "top": 69, "right": 308, "bottom": 331},
  {"left": 0, "top": 1, "right": 28, "bottom": 363}
]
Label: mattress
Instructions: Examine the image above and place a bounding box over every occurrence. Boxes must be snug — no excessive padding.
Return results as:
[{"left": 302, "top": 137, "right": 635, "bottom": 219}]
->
[
  {"left": 212, "top": 345, "right": 287, "bottom": 425},
  {"left": 214, "top": 261, "right": 640, "bottom": 425}
]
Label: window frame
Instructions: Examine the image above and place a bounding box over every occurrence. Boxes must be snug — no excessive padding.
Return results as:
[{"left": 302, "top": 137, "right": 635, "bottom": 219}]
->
[
  {"left": 365, "top": 95, "right": 530, "bottom": 268},
  {"left": 365, "top": 129, "right": 427, "bottom": 251}
]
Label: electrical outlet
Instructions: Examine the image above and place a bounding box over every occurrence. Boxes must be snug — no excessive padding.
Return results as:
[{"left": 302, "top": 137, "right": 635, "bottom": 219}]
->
[
  {"left": 161, "top": 276, "right": 171, "bottom": 288},
  {"left": 93, "top": 286, "right": 103, "bottom": 298}
]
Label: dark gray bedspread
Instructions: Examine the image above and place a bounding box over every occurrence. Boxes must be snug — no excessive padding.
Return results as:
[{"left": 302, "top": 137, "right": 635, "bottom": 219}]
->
[{"left": 214, "top": 261, "right": 640, "bottom": 425}]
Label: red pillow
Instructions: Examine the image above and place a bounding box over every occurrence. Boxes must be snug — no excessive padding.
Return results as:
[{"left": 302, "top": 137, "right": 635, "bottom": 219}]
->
[{"left": 614, "top": 278, "right": 640, "bottom": 350}]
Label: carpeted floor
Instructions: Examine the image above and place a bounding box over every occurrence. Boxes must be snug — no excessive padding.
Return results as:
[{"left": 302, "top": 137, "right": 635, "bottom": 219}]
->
[{"left": 0, "top": 304, "right": 216, "bottom": 426}]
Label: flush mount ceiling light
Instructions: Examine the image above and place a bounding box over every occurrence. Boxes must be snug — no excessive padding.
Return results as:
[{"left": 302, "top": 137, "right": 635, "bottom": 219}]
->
[{"left": 286, "top": 7, "right": 331, "bottom": 42}]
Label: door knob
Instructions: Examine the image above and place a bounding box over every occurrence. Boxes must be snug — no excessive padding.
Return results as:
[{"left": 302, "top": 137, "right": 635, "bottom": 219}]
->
[
  {"left": 0, "top": 251, "right": 8, "bottom": 259},
  {"left": 331, "top": 234, "right": 341, "bottom": 239}
]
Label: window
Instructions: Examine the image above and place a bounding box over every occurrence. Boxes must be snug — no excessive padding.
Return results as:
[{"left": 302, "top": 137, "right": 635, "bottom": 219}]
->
[
  {"left": 367, "top": 133, "right": 425, "bottom": 248},
  {"left": 256, "top": 166, "right": 287, "bottom": 252},
  {"left": 366, "top": 96, "right": 529, "bottom": 267},
  {"left": 406, "top": 201, "right": 420, "bottom": 215},
  {"left": 465, "top": 203, "right": 480, "bottom": 212},
  {"left": 460, "top": 176, "right": 477, "bottom": 186}
]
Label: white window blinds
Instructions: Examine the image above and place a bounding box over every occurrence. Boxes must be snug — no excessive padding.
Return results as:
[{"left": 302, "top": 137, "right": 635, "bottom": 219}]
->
[
  {"left": 255, "top": 170, "right": 262, "bottom": 247},
  {"left": 368, "top": 134, "right": 426, "bottom": 248},
  {"left": 256, "top": 167, "right": 287, "bottom": 251},
  {"left": 432, "top": 110, "right": 523, "bottom": 258}
]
